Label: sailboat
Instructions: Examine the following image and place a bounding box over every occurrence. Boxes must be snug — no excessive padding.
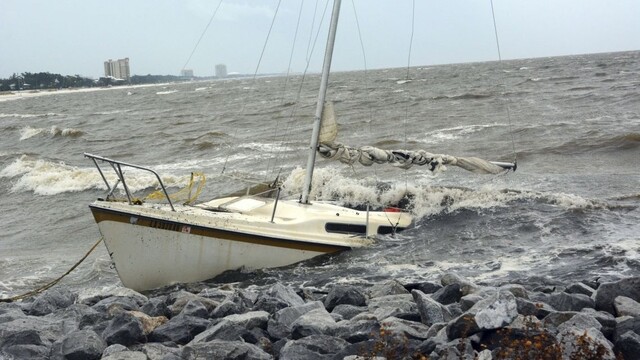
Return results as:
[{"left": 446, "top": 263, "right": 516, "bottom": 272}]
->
[{"left": 85, "top": 0, "right": 514, "bottom": 292}]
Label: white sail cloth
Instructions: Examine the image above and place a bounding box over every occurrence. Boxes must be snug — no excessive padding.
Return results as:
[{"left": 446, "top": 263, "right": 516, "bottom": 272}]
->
[{"left": 317, "top": 142, "right": 508, "bottom": 174}]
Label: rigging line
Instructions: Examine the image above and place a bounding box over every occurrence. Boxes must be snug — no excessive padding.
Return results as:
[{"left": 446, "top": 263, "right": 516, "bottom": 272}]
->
[
  {"left": 253, "top": 0, "right": 283, "bottom": 80},
  {"left": 405, "top": 0, "right": 416, "bottom": 81},
  {"left": 306, "top": 0, "right": 322, "bottom": 63},
  {"left": 223, "top": 0, "right": 283, "bottom": 175},
  {"left": 351, "top": 0, "right": 377, "bottom": 180},
  {"left": 490, "top": 0, "right": 517, "bottom": 164},
  {"left": 403, "top": 0, "right": 416, "bottom": 189},
  {"left": 265, "top": 0, "right": 306, "bottom": 182},
  {"left": 272, "top": 0, "right": 331, "bottom": 173},
  {"left": 181, "top": 0, "right": 224, "bottom": 72}
]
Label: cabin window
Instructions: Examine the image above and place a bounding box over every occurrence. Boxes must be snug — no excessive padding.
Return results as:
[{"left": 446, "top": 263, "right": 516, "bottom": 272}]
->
[{"left": 325, "top": 223, "right": 366, "bottom": 235}]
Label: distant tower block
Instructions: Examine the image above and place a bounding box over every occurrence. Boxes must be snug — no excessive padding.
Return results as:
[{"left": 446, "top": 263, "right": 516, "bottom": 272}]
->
[
  {"left": 215, "top": 64, "right": 227, "bottom": 78},
  {"left": 104, "top": 58, "right": 130, "bottom": 80},
  {"left": 180, "top": 69, "right": 194, "bottom": 77}
]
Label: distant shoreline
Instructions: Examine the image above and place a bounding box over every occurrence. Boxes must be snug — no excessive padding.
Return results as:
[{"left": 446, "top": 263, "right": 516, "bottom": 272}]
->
[{"left": 0, "top": 82, "right": 183, "bottom": 103}]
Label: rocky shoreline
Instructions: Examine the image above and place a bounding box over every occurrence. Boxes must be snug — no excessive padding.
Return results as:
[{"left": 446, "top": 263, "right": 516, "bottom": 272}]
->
[{"left": 1, "top": 273, "right": 639, "bottom": 359}]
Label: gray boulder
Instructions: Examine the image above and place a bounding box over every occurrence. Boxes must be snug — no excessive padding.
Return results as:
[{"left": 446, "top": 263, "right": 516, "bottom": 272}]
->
[
  {"left": 411, "top": 289, "right": 453, "bottom": 326},
  {"left": 267, "top": 301, "right": 324, "bottom": 339},
  {"left": 615, "top": 331, "right": 640, "bottom": 360},
  {"left": 92, "top": 296, "right": 140, "bottom": 315},
  {"left": 324, "top": 285, "right": 366, "bottom": 311},
  {"left": 140, "top": 296, "right": 171, "bottom": 318},
  {"left": 565, "top": 282, "right": 596, "bottom": 297},
  {"left": 135, "top": 342, "right": 181, "bottom": 360},
  {"left": 333, "top": 319, "right": 380, "bottom": 343},
  {"left": 101, "top": 344, "right": 127, "bottom": 358},
  {"left": 405, "top": 281, "right": 443, "bottom": 295},
  {"left": 440, "top": 273, "right": 478, "bottom": 295},
  {"left": 183, "top": 340, "right": 272, "bottom": 359},
  {"left": 0, "top": 305, "right": 25, "bottom": 324},
  {"left": 595, "top": 276, "right": 640, "bottom": 315},
  {"left": 190, "top": 311, "right": 269, "bottom": 344},
  {"left": 101, "top": 350, "right": 148, "bottom": 360},
  {"left": 291, "top": 307, "right": 336, "bottom": 339},
  {"left": 0, "top": 315, "right": 66, "bottom": 353},
  {"left": 473, "top": 290, "right": 518, "bottom": 330},
  {"left": 431, "top": 283, "right": 463, "bottom": 305},
  {"left": 557, "top": 327, "right": 615, "bottom": 360},
  {"left": 380, "top": 316, "right": 431, "bottom": 341},
  {"left": 169, "top": 292, "right": 218, "bottom": 317},
  {"left": 50, "top": 329, "right": 106, "bottom": 360},
  {"left": 367, "top": 294, "right": 417, "bottom": 320},
  {"left": 331, "top": 304, "right": 367, "bottom": 320},
  {"left": 613, "top": 295, "right": 640, "bottom": 317},
  {"left": 179, "top": 299, "right": 209, "bottom": 318},
  {"left": 545, "top": 292, "right": 595, "bottom": 312},
  {"left": 580, "top": 308, "right": 616, "bottom": 340},
  {"left": 368, "top": 279, "right": 409, "bottom": 298},
  {"left": 499, "top": 284, "right": 529, "bottom": 299},
  {"left": 265, "top": 283, "right": 305, "bottom": 307},
  {"left": 149, "top": 314, "right": 210, "bottom": 345},
  {"left": 225, "top": 310, "right": 270, "bottom": 330},
  {"left": 614, "top": 316, "right": 640, "bottom": 343},
  {"left": 279, "top": 334, "right": 348, "bottom": 360},
  {"left": 515, "top": 297, "right": 554, "bottom": 318},
  {"left": 190, "top": 321, "right": 251, "bottom": 343},
  {"left": 101, "top": 312, "right": 145, "bottom": 346},
  {"left": 29, "top": 287, "right": 77, "bottom": 316}
]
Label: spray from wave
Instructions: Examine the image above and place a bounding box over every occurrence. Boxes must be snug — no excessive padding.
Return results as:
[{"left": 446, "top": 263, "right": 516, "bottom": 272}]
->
[{"left": 19, "top": 126, "right": 84, "bottom": 140}]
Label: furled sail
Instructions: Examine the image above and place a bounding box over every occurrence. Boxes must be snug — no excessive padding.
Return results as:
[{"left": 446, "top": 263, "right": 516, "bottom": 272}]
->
[
  {"left": 319, "top": 101, "right": 338, "bottom": 143},
  {"left": 316, "top": 102, "right": 515, "bottom": 174}
]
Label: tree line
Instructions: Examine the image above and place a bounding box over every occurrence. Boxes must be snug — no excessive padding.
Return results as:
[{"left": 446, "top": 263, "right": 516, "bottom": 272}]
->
[{"left": 0, "top": 72, "right": 192, "bottom": 92}]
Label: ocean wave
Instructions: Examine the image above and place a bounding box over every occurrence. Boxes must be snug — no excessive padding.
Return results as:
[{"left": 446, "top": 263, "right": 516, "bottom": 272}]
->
[
  {"left": 156, "top": 90, "right": 178, "bottom": 95},
  {"left": 19, "top": 126, "right": 84, "bottom": 140},
  {"left": 0, "top": 155, "right": 195, "bottom": 196},
  {"left": 537, "top": 132, "right": 640, "bottom": 154},
  {"left": 281, "top": 167, "right": 618, "bottom": 220},
  {"left": 431, "top": 93, "right": 492, "bottom": 101},
  {"left": 0, "top": 112, "right": 57, "bottom": 118}
]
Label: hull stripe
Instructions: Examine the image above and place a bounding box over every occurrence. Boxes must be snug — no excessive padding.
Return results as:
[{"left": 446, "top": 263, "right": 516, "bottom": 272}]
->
[{"left": 90, "top": 205, "right": 349, "bottom": 253}]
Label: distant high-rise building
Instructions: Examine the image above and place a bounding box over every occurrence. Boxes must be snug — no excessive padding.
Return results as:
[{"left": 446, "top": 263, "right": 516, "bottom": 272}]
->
[
  {"left": 215, "top": 64, "right": 227, "bottom": 78},
  {"left": 104, "top": 58, "right": 130, "bottom": 80},
  {"left": 180, "top": 69, "right": 194, "bottom": 78}
]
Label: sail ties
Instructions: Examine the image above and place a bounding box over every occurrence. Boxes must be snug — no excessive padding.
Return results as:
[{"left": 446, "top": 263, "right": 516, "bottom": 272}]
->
[{"left": 317, "top": 142, "right": 510, "bottom": 174}]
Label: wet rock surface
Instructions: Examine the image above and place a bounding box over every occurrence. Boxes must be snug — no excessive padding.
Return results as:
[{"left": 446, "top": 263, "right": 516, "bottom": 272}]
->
[{"left": 1, "top": 274, "right": 639, "bottom": 359}]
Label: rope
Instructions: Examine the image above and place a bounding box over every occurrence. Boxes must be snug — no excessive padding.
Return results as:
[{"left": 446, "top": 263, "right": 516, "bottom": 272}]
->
[
  {"left": 0, "top": 237, "right": 104, "bottom": 303},
  {"left": 490, "top": 0, "right": 518, "bottom": 166}
]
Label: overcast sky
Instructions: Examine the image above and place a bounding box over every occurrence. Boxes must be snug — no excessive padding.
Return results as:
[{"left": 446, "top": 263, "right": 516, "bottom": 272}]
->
[{"left": 1, "top": 0, "right": 639, "bottom": 79}]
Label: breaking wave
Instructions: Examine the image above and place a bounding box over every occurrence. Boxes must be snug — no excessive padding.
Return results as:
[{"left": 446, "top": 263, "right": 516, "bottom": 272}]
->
[
  {"left": 0, "top": 155, "right": 194, "bottom": 196},
  {"left": 19, "top": 126, "right": 84, "bottom": 140},
  {"left": 0, "top": 112, "right": 57, "bottom": 119}
]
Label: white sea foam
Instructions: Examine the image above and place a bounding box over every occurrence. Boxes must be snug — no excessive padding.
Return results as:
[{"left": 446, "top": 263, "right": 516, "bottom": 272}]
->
[
  {"left": 0, "top": 112, "right": 57, "bottom": 118},
  {"left": 0, "top": 156, "right": 193, "bottom": 196},
  {"left": 419, "top": 123, "right": 504, "bottom": 144},
  {"left": 19, "top": 126, "right": 45, "bottom": 140},
  {"left": 19, "top": 125, "right": 84, "bottom": 140},
  {"left": 156, "top": 90, "right": 178, "bottom": 95}
]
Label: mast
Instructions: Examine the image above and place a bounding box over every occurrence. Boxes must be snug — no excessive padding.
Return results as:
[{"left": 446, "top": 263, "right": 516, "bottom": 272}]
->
[{"left": 301, "top": 0, "right": 342, "bottom": 204}]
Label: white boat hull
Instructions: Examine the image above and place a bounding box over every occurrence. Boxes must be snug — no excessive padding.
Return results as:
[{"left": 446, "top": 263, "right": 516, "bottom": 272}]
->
[{"left": 90, "top": 197, "right": 411, "bottom": 291}]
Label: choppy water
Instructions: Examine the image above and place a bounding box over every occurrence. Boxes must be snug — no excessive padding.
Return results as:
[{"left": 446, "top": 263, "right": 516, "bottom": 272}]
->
[{"left": 1, "top": 51, "right": 639, "bottom": 298}]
